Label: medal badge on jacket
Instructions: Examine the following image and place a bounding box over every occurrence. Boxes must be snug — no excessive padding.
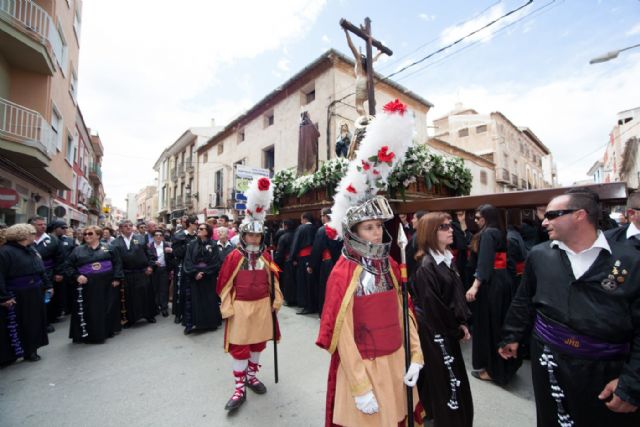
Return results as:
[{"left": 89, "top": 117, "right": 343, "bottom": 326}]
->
[{"left": 601, "top": 260, "right": 627, "bottom": 291}]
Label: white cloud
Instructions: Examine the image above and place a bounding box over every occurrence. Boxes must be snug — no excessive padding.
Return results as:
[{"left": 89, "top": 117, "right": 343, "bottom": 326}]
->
[
  {"left": 418, "top": 13, "right": 436, "bottom": 22},
  {"left": 439, "top": 3, "right": 528, "bottom": 46},
  {"left": 78, "top": 0, "right": 327, "bottom": 207},
  {"left": 427, "top": 54, "right": 640, "bottom": 185},
  {"left": 322, "top": 34, "right": 331, "bottom": 43},
  {"left": 626, "top": 23, "right": 640, "bottom": 36}
]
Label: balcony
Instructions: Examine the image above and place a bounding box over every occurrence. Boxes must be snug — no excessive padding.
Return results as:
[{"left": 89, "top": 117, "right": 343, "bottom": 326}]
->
[
  {"left": 169, "top": 198, "right": 176, "bottom": 210},
  {"left": 89, "top": 163, "right": 102, "bottom": 184},
  {"left": 511, "top": 174, "right": 518, "bottom": 187},
  {"left": 175, "top": 199, "right": 184, "bottom": 210},
  {"left": 0, "top": 0, "right": 61, "bottom": 75},
  {"left": 87, "top": 196, "right": 101, "bottom": 214},
  {"left": 496, "top": 168, "right": 510, "bottom": 184},
  {"left": 170, "top": 168, "right": 177, "bottom": 182},
  {"left": 520, "top": 179, "right": 527, "bottom": 190},
  {"left": 178, "top": 163, "right": 185, "bottom": 178},
  {"left": 186, "top": 158, "right": 194, "bottom": 175}
]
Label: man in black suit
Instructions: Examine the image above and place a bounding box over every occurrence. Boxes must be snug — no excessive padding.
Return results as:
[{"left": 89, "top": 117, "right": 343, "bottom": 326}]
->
[{"left": 606, "top": 190, "right": 640, "bottom": 251}]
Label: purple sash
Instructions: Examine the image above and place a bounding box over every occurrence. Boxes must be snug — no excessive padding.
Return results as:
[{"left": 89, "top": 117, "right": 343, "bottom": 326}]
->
[
  {"left": 7, "top": 275, "right": 43, "bottom": 290},
  {"left": 196, "top": 262, "right": 207, "bottom": 268},
  {"left": 42, "top": 258, "right": 54, "bottom": 270},
  {"left": 78, "top": 260, "right": 113, "bottom": 276},
  {"left": 534, "top": 315, "right": 630, "bottom": 360}
]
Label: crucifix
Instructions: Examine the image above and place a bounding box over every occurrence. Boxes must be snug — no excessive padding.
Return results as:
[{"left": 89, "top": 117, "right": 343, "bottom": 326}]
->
[{"left": 340, "top": 17, "right": 393, "bottom": 117}]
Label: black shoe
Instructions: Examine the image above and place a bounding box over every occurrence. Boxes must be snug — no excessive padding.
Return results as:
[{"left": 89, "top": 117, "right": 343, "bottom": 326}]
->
[
  {"left": 296, "top": 309, "right": 312, "bottom": 315},
  {"left": 183, "top": 326, "right": 193, "bottom": 335},
  {"left": 224, "top": 392, "right": 246, "bottom": 411},
  {"left": 25, "top": 352, "right": 41, "bottom": 362},
  {"left": 174, "top": 315, "right": 182, "bottom": 324},
  {"left": 146, "top": 317, "right": 156, "bottom": 324},
  {"left": 246, "top": 378, "right": 267, "bottom": 394},
  {"left": 46, "top": 324, "right": 55, "bottom": 333},
  {"left": 161, "top": 309, "right": 169, "bottom": 317}
]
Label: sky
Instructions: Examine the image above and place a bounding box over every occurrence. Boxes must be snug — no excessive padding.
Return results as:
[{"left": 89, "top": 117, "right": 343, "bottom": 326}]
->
[{"left": 77, "top": 0, "right": 640, "bottom": 208}]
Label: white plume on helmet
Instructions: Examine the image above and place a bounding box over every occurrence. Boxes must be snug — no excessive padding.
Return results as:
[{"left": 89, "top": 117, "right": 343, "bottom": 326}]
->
[
  {"left": 242, "top": 176, "right": 274, "bottom": 224},
  {"left": 326, "top": 100, "right": 415, "bottom": 239}
]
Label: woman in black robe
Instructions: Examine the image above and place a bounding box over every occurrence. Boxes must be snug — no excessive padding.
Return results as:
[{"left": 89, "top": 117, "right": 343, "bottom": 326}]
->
[
  {"left": 466, "top": 204, "right": 522, "bottom": 385},
  {"left": 411, "top": 212, "right": 473, "bottom": 426},
  {"left": 274, "top": 220, "right": 296, "bottom": 306},
  {"left": 0, "top": 223, "right": 50, "bottom": 364},
  {"left": 65, "top": 226, "right": 123, "bottom": 343},
  {"left": 183, "top": 223, "right": 221, "bottom": 335}
]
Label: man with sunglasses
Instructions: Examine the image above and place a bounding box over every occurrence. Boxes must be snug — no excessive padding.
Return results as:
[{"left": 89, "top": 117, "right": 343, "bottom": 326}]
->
[
  {"left": 171, "top": 215, "right": 198, "bottom": 325},
  {"left": 606, "top": 190, "right": 640, "bottom": 252},
  {"left": 49, "top": 220, "right": 76, "bottom": 316},
  {"left": 110, "top": 220, "right": 156, "bottom": 328},
  {"left": 500, "top": 188, "right": 640, "bottom": 426}
]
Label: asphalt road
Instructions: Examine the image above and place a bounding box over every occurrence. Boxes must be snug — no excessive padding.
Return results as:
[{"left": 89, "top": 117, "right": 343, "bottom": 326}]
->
[{"left": 0, "top": 307, "right": 535, "bottom": 426}]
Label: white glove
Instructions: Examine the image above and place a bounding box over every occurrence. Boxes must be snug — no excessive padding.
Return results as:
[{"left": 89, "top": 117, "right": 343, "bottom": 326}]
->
[
  {"left": 354, "top": 390, "right": 379, "bottom": 414},
  {"left": 403, "top": 362, "right": 423, "bottom": 387}
]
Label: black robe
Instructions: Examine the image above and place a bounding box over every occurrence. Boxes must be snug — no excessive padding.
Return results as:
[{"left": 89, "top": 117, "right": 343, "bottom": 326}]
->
[
  {"left": 149, "top": 241, "right": 174, "bottom": 312},
  {"left": 65, "top": 243, "right": 123, "bottom": 343},
  {"left": 110, "top": 234, "right": 155, "bottom": 326},
  {"left": 472, "top": 227, "right": 521, "bottom": 385},
  {"left": 34, "top": 233, "right": 65, "bottom": 323},
  {"left": 309, "top": 225, "right": 342, "bottom": 315},
  {"left": 0, "top": 242, "right": 50, "bottom": 363},
  {"left": 57, "top": 234, "right": 77, "bottom": 315},
  {"left": 171, "top": 229, "right": 196, "bottom": 318},
  {"left": 606, "top": 224, "right": 640, "bottom": 251},
  {"left": 289, "top": 222, "right": 317, "bottom": 312},
  {"left": 183, "top": 238, "right": 221, "bottom": 330},
  {"left": 275, "top": 229, "right": 295, "bottom": 305},
  {"left": 412, "top": 253, "right": 473, "bottom": 426}
]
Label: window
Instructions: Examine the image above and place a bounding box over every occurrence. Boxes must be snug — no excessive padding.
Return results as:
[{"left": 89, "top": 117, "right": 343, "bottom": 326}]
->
[
  {"left": 65, "top": 132, "right": 74, "bottom": 164},
  {"left": 71, "top": 173, "right": 77, "bottom": 204},
  {"left": 458, "top": 128, "right": 469, "bottom": 137},
  {"left": 73, "top": 8, "right": 82, "bottom": 43},
  {"left": 214, "top": 170, "right": 224, "bottom": 206},
  {"left": 301, "top": 82, "right": 316, "bottom": 105},
  {"left": 475, "top": 124, "right": 487, "bottom": 133},
  {"left": 51, "top": 107, "right": 63, "bottom": 151},
  {"left": 217, "top": 142, "right": 223, "bottom": 155},
  {"left": 202, "top": 152, "right": 208, "bottom": 164},
  {"left": 70, "top": 69, "right": 78, "bottom": 103},
  {"left": 237, "top": 128, "right": 245, "bottom": 143},
  {"left": 264, "top": 111, "right": 274, "bottom": 127},
  {"left": 54, "top": 25, "right": 69, "bottom": 75},
  {"left": 263, "top": 146, "right": 275, "bottom": 176},
  {"left": 480, "top": 170, "right": 488, "bottom": 185}
]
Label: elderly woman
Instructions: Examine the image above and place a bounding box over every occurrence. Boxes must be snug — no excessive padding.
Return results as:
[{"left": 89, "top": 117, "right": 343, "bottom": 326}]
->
[
  {"left": 215, "top": 227, "right": 234, "bottom": 261},
  {"left": 65, "top": 226, "right": 123, "bottom": 343},
  {"left": 183, "top": 223, "right": 221, "bottom": 334},
  {"left": 0, "top": 224, "right": 51, "bottom": 364},
  {"left": 411, "top": 212, "right": 473, "bottom": 426}
]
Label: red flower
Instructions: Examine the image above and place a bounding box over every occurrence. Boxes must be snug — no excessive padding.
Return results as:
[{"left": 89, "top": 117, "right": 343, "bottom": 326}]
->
[
  {"left": 257, "top": 177, "right": 270, "bottom": 191},
  {"left": 383, "top": 99, "right": 407, "bottom": 115},
  {"left": 325, "top": 226, "right": 337, "bottom": 240},
  {"left": 246, "top": 209, "right": 252, "bottom": 216},
  {"left": 346, "top": 184, "right": 357, "bottom": 194},
  {"left": 361, "top": 160, "right": 371, "bottom": 171},
  {"left": 256, "top": 206, "right": 263, "bottom": 213},
  {"left": 377, "top": 146, "right": 395, "bottom": 163},
  {"left": 373, "top": 169, "right": 380, "bottom": 175}
]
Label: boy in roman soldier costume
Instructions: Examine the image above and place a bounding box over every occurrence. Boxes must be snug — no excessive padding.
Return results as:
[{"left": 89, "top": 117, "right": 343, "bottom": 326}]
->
[
  {"left": 216, "top": 176, "right": 283, "bottom": 412},
  {"left": 316, "top": 100, "right": 425, "bottom": 426}
]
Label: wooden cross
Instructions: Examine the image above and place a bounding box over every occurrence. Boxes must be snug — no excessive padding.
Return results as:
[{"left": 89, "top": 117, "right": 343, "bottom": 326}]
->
[{"left": 340, "top": 17, "right": 393, "bottom": 116}]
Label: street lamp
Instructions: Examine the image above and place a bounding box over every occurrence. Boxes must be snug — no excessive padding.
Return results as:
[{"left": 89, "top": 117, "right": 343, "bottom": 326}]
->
[{"left": 589, "top": 43, "right": 640, "bottom": 64}]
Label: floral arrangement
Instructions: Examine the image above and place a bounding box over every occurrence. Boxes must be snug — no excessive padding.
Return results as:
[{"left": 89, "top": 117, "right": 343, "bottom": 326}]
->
[{"left": 272, "top": 142, "right": 473, "bottom": 209}]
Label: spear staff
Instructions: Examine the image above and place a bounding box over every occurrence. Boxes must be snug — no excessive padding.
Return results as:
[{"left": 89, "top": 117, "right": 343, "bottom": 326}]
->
[
  {"left": 269, "top": 246, "right": 279, "bottom": 384},
  {"left": 397, "top": 224, "right": 414, "bottom": 427}
]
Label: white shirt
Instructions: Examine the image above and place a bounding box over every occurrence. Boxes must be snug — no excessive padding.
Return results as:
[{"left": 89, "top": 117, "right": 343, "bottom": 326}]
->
[
  {"left": 154, "top": 242, "right": 166, "bottom": 267},
  {"left": 122, "top": 234, "right": 133, "bottom": 250},
  {"left": 217, "top": 240, "right": 232, "bottom": 249},
  {"left": 626, "top": 222, "right": 640, "bottom": 240},
  {"left": 429, "top": 249, "right": 453, "bottom": 268},
  {"left": 35, "top": 233, "right": 48, "bottom": 245},
  {"left": 551, "top": 231, "right": 611, "bottom": 279}
]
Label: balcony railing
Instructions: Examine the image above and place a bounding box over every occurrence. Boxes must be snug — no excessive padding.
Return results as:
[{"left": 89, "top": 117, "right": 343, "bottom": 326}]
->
[
  {"left": 89, "top": 163, "right": 102, "bottom": 181},
  {"left": 0, "top": 0, "right": 63, "bottom": 63},
  {"left": 511, "top": 174, "right": 518, "bottom": 186},
  {"left": 178, "top": 164, "right": 185, "bottom": 177},
  {"left": 186, "top": 158, "right": 194, "bottom": 174},
  {"left": 0, "top": 97, "right": 55, "bottom": 156},
  {"left": 170, "top": 168, "right": 177, "bottom": 182},
  {"left": 496, "top": 168, "right": 510, "bottom": 184},
  {"left": 169, "top": 198, "right": 176, "bottom": 210}
]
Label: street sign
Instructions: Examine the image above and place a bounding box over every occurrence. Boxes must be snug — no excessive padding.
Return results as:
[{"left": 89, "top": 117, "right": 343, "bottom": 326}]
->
[
  {"left": 235, "top": 192, "right": 247, "bottom": 201},
  {"left": 0, "top": 188, "right": 19, "bottom": 208},
  {"left": 234, "top": 203, "right": 246, "bottom": 211}
]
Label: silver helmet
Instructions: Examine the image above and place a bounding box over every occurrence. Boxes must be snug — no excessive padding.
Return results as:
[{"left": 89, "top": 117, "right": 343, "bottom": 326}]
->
[
  {"left": 342, "top": 195, "right": 393, "bottom": 263},
  {"left": 239, "top": 220, "right": 266, "bottom": 254}
]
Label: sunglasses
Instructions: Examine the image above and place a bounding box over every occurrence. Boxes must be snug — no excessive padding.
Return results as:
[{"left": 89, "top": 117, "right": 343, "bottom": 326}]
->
[
  {"left": 543, "top": 209, "right": 577, "bottom": 220},
  {"left": 437, "top": 223, "right": 452, "bottom": 231},
  {"left": 198, "top": 227, "right": 208, "bottom": 231},
  {"left": 83, "top": 232, "right": 95, "bottom": 236}
]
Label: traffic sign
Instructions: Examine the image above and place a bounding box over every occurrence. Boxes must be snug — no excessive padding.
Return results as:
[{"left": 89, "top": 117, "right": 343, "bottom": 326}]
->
[
  {"left": 235, "top": 192, "right": 247, "bottom": 201},
  {"left": 0, "top": 188, "right": 19, "bottom": 208},
  {"left": 234, "top": 203, "right": 246, "bottom": 211}
]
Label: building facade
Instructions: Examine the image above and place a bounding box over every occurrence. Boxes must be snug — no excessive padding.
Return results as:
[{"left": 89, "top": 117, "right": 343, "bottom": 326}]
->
[
  {"left": 195, "top": 49, "right": 433, "bottom": 217},
  {"left": 0, "top": 0, "right": 104, "bottom": 226},
  {"left": 433, "top": 105, "right": 557, "bottom": 193},
  {"left": 597, "top": 107, "right": 640, "bottom": 189},
  {"left": 135, "top": 185, "right": 157, "bottom": 222}
]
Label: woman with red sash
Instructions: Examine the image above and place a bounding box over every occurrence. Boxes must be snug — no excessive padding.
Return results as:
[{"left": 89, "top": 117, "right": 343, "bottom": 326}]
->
[
  {"left": 466, "top": 204, "right": 522, "bottom": 384},
  {"left": 316, "top": 99, "right": 425, "bottom": 426},
  {"left": 216, "top": 177, "right": 282, "bottom": 412},
  {"left": 65, "top": 226, "right": 123, "bottom": 343}
]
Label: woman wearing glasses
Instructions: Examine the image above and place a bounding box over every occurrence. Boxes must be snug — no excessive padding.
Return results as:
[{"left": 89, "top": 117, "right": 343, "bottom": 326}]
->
[
  {"left": 465, "top": 204, "right": 522, "bottom": 384},
  {"left": 411, "top": 212, "right": 473, "bottom": 426},
  {"left": 183, "top": 223, "right": 221, "bottom": 335},
  {"left": 65, "top": 226, "right": 123, "bottom": 343}
]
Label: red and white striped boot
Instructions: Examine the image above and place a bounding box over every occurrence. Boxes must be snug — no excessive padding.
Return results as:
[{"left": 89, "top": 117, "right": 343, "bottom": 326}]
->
[
  {"left": 246, "top": 360, "right": 267, "bottom": 394},
  {"left": 224, "top": 370, "right": 247, "bottom": 411}
]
